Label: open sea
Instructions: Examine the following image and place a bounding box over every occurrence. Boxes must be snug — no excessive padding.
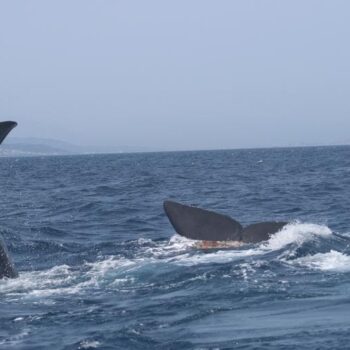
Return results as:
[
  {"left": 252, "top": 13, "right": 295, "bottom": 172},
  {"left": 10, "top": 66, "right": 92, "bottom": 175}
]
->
[{"left": 1, "top": 146, "right": 350, "bottom": 349}]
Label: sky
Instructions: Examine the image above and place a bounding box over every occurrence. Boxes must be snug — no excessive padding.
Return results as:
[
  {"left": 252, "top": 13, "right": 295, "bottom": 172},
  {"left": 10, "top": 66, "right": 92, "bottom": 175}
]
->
[{"left": 1, "top": 1, "right": 350, "bottom": 151}]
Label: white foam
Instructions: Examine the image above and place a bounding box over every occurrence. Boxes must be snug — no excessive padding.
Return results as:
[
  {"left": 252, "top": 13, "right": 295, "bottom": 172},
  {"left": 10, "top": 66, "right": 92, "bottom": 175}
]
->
[
  {"left": 0, "top": 265, "right": 74, "bottom": 297},
  {"left": 162, "top": 222, "right": 332, "bottom": 266},
  {"left": 143, "top": 234, "right": 195, "bottom": 258},
  {"left": 0, "top": 258, "right": 139, "bottom": 300},
  {"left": 262, "top": 222, "right": 332, "bottom": 251},
  {"left": 79, "top": 340, "right": 101, "bottom": 349},
  {"left": 291, "top": 250, "right": 350, "bottom": 272},
  {"left": 0, "top": 222, "right": 338, "bottom": 299},
  {"left": 86, "top": 256, "right": 137, "bottom": 276},
  {"left": 167, "top": 245, "right": 261, "bottom": 266}
]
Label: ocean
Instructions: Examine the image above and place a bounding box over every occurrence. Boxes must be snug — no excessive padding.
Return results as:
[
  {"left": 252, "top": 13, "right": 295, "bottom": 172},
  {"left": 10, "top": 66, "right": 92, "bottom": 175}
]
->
[{"left": 1, "top": 146, "right": 350, "bottom": 349}]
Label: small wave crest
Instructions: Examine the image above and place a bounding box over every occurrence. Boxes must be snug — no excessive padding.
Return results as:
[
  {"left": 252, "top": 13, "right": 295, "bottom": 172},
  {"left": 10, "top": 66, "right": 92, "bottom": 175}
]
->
[
  {"left": 291, "top": 250, "right": 350, "bottom": 272},
  {"left": 262, "top": 222, "right": 332, "bottom": 250},
  {"left": 0, "top": 257, "right": 138, "bottom": 300},
  {"left": 79, "top": 340, "right": 101, "bottom": 349}
]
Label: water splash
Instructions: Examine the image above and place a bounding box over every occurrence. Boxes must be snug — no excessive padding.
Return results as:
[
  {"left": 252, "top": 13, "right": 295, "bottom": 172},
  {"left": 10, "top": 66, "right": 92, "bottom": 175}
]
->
[{"left": 291, "top": 250, "right": 350, "bottom": 272}]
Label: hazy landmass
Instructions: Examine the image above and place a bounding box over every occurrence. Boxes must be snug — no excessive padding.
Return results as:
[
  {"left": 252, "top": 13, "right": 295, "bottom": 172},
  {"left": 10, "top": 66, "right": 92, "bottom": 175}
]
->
[
  {"left": 1, "top": 136, "right": 350, "bottom": 157},
  {"left": 0, "top": 137, "right": 158, "bottom": 157}
]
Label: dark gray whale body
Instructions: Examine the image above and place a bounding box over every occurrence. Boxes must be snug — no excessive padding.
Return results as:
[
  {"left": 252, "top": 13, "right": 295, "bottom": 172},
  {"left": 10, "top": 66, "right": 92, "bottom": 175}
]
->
[
  {"left": 0, "top": 121, "right": 18, "bottom": 278},
  {"left": 0, "top": 235, "right": 18, "bottom": 278},
  {"left": 0, "top": 121, "right": 17, "bottom": 145},
  {"left": 164, "top": 200, "right": 287, "bottom": 244}
]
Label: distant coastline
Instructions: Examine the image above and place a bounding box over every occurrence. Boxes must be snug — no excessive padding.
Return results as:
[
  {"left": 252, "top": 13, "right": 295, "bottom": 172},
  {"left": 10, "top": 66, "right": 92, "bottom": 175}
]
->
[{"left": 1, "top": 136, "right": 350, "bottom": 158}]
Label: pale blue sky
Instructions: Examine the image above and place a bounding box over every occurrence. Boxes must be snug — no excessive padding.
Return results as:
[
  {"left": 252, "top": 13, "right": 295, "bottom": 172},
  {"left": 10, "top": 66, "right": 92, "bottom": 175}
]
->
[{"left": 1, "top": 1, "right": 349, "bottom": 151}]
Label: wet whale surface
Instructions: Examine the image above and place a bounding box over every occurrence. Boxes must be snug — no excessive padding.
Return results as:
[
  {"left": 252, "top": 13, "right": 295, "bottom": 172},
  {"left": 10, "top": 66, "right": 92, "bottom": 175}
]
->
[
  {"left": 163, "top": 200, "right": 288, "bottom": 243},
  {"left": 1, "top": 147, "right": 350, "bottom": 349},
  {"left": 0, "top": 121, "right": 18, "bottom": 279}
]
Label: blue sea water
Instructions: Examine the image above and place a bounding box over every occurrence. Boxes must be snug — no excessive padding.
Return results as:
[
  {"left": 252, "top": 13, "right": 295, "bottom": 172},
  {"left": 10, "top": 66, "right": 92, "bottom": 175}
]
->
[{"left": 1, "top": 146, "right": 350, "bottom": 349}]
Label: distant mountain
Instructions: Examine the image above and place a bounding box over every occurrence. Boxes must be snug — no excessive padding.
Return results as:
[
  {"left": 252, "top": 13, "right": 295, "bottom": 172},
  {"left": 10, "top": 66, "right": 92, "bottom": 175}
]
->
[
  {"left": 0, "top": 137, "right": 158, "bottom": 157},
  {"left": 0, "top": 138, "right": 85, "bottom": 157}
]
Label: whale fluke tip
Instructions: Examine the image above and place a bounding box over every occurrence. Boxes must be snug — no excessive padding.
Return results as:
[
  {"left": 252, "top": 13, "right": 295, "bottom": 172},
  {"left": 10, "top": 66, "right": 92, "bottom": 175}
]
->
[
  {"left": 163, "top": 200, "right": 243, "bottom": 241},
  {"left": 0, "top": 121, "right": 17, "bottom": 145}
]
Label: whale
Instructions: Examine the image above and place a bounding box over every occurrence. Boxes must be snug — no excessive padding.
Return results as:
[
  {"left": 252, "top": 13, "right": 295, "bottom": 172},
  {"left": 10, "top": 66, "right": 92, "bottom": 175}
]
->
[
  {"left": 0, "top": 121, "right": 17, "bottom": 145},
  {"left": 163, "top": 200, "right": 287, "bottom": 246},
  {"left": 0, "top": 121, "right": 18, "bottom": 278}
]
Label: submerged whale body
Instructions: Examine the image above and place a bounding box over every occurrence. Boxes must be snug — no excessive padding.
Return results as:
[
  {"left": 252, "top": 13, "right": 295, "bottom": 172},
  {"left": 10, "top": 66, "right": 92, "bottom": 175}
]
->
[
  {"left": 0, "top": 121, "right": 18, "bottom": 278},
  {"left": 163, "top": 200, "right": 287, "bottom": 244},
  {"left": 0, "top": 234, "right": 18, "bottom": 278}
]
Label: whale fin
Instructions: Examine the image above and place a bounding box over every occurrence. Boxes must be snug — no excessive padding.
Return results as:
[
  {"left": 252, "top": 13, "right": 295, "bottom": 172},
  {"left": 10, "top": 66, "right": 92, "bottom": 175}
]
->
[
  {"left": 0, "top": 235, "right": 18, "bottom": 278},
  {"left": 0, "top": 121, "right": 18, "bottom": 279},
  {"left": 163, "top": 200, "right": 243, "bottom": 241},
  {"left": 0, "top": 121, "right": 17, "bottom": 145},
  {"left": 241, "top": 222, "right": 287, "bottom": 243}
]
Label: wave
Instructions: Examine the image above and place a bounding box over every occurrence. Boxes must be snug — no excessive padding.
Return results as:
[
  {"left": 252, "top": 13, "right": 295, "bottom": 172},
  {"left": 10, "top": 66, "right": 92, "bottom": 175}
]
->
[
  {"left": 262, "top": 222, "right": 332, "bottom": 250},
  {"left": 158, "top": 222, "right": 333, "bottom": 266},
  {"left": 290, "top": 250, "right": 350, "bottom": 272},
  {"left": 1, "top": 222, "right": 348, "bottom": 300}
]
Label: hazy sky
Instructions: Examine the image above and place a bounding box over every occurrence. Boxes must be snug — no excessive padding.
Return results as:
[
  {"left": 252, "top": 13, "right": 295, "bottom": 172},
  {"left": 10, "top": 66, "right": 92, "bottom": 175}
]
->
[{"left": 1, "top": 1, "right": 350, "bottom": 151}]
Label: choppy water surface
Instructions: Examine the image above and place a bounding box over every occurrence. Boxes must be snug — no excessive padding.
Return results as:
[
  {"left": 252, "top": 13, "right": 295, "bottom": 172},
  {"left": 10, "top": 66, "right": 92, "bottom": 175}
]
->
[{"left": 1, "top": 147, "right": 350, "bottom": 349}]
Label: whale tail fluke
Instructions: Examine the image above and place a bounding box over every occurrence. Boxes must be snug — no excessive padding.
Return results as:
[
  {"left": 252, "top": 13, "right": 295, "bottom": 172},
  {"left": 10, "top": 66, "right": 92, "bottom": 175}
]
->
[
  {"left": 0, "top": 121, "right": 17, "bottom": 145},
  {"left": 163, "top": 200, "right": 287, "bottom": 243},
  {"left": 164, "top": 200, "right": 243, "bottom": 241},
  {"left": 0, "top": 121, "right": 18, "bottom": 279}
]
